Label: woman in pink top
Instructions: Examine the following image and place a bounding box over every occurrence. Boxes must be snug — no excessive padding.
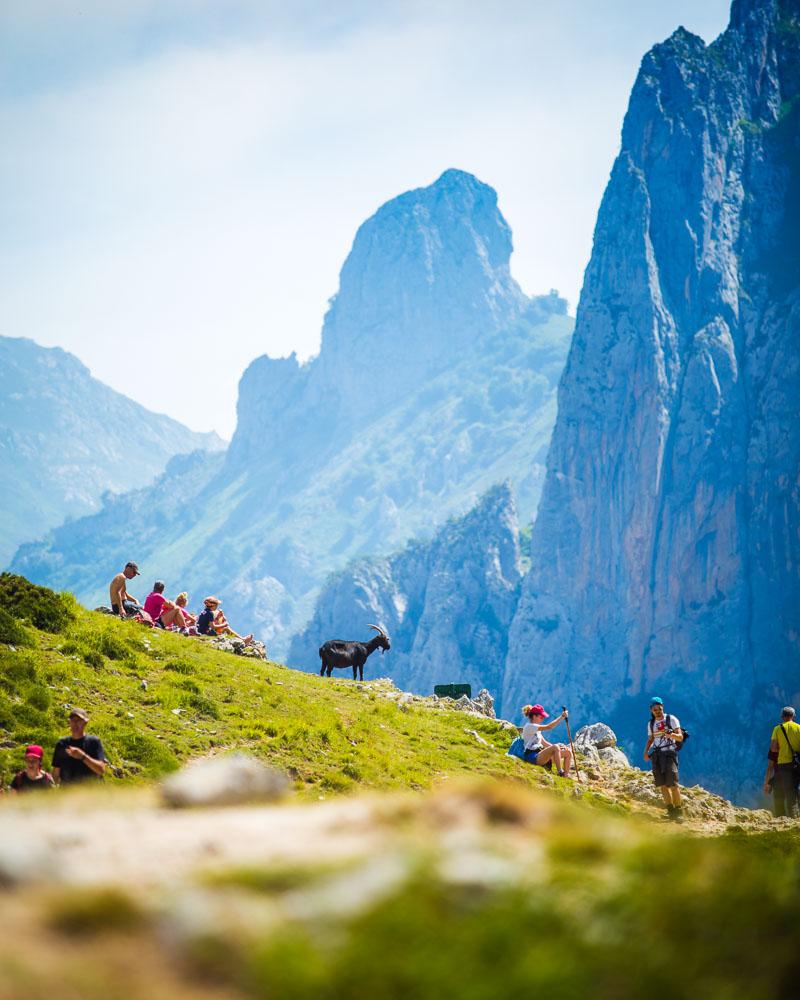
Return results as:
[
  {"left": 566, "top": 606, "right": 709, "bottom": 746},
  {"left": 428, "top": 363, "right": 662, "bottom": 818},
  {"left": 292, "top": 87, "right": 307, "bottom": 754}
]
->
[
  {"left": 143, "top": 580, "right": 185, "bottom": 630},
  {"left": 143, "top": 581, "right": 168, "bottom": 621}
]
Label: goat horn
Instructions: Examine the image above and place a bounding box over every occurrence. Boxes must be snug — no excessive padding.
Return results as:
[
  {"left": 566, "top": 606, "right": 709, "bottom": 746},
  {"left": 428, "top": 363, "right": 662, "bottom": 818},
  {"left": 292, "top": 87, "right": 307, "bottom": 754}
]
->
[{"left": 367, "top": 623, "right": 387, "bottom": 637}]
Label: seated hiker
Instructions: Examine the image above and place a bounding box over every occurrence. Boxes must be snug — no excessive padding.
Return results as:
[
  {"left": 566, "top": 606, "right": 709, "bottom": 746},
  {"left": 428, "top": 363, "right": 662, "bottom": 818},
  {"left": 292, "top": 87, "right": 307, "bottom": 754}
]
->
[
  {"left": 174, "top": 593, "right": 197, "bottom": 627},
  {"left": 52, "top": 708, "right": 107, "bottom": 785},
  {"left": 197, "top": 596, "right": 253, "bottom": 644},
  {"left": 110, "top": 562, "right": 143, "bottom": 617},
  {"left": 143, "top": 580, "right": 186, "bottom": 630},
  {"left": 9, "top": 745, "right": 55, "bottom": 793},
  {"left": 521, "top": 704, "right": 572, "bottom": 778}
]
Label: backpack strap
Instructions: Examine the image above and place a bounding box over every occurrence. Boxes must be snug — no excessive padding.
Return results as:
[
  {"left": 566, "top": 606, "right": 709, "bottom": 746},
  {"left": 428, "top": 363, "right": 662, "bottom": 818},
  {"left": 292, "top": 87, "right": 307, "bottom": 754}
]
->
[{"left": 779, "top": 724, "right": 796, "bottom": 752}]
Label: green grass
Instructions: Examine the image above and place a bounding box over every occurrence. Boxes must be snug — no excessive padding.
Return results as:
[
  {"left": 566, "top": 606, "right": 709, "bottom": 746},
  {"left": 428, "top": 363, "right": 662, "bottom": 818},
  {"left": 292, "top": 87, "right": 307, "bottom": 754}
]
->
[{"left": 0, "top": 577, "right": 558, "bottom": 797}]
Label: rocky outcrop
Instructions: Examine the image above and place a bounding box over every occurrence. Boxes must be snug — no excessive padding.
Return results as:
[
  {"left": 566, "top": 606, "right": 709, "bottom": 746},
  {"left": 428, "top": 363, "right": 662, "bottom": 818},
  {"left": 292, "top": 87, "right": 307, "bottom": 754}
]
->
[
  {"left": 288, "top": 484, "right": 522, "bottom": 698},
  {"left": 503, "top": 0, "right": 800, "bottom": 801},
  {"left": 15, "top": 171, "right": 572, "bottom": 654},
  {"left": 0, "top": 336, "right": 224, "bottom": 567}
]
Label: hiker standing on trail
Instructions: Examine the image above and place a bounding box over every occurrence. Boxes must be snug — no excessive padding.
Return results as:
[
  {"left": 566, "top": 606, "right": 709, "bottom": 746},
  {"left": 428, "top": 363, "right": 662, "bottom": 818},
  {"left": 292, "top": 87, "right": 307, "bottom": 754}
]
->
[
  {"left": 9, "top": 745, "right": 55, "bottom": 793},
  {"left": 109, "top": 562, "right": 142, "bottom": 617},
  {"left": 763, "top": 706, "right": 800, "bottom": 818},
  {"left": 522, "top": 704, "right": 572, "bottom": 778},
  {"left": 644, "top": 697, "right": 684, "bottom": 822},
  {"left": 52, "top": 708, "right": 107, "bottom": 785}
]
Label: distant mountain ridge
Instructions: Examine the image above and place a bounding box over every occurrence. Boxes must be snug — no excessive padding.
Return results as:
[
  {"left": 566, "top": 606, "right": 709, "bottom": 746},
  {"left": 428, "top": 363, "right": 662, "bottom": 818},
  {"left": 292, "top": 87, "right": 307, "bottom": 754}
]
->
[
  {"left": 12, "top": 170, "right": 573, "bottom": 652},
  {"left": 0, "top": 336, "right": 224, "bottom": 567}
]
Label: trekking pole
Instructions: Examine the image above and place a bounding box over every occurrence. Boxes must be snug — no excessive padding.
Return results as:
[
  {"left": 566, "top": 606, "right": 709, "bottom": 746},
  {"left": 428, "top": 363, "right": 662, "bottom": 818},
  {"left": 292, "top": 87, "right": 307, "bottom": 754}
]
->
[{"left": 562, "top": 705, "right": 582, "bottom": 781}]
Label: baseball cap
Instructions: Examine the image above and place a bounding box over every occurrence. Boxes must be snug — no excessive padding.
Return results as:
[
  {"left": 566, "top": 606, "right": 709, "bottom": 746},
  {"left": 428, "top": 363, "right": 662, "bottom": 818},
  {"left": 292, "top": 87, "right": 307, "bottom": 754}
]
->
[
  {"left": 69, "top": 707, "right": 89, "bottom": 722},
  {"left": 528, "top": 703, "right": 549, "bottom": 718},
  {"left": 24, "top": 745, "right": 44, "bottom": 760},
  {"left": 650, "top": 696, "right": 664, "bottom": 707},
  {"left": 125, "top": 561, "right": 141, "bottom": 575}
]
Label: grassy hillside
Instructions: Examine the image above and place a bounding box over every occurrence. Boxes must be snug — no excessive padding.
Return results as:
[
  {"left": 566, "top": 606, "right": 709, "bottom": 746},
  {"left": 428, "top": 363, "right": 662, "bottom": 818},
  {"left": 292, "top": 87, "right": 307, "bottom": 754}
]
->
[
  {"left": 2, "top": 575, "right": 800, "bottom": 999},
  {"left": 0, "top": 574, "right": 551, "bottom": 797}
]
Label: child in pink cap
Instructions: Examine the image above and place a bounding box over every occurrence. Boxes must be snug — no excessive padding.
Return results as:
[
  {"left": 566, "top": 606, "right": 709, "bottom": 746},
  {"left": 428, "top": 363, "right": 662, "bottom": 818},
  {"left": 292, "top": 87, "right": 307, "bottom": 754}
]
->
[{"left": 9, "top": 745, "right": 55, "bottom": 793}]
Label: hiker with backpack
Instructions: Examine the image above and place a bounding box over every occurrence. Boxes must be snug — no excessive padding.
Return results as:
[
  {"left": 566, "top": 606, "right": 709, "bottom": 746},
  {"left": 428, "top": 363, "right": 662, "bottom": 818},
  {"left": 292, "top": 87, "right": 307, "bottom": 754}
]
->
[
  {"left": 8, "top": 745, "right": 55, "bottom": 793},
  {"left": 763, "top": 706, "right": 800, "bottom": 818},
  {"left": 521, "top": 704, "right": 573, "bottom": 778},
  {"left": 643, "top": 697, "right": 685, "bottom": 822}
]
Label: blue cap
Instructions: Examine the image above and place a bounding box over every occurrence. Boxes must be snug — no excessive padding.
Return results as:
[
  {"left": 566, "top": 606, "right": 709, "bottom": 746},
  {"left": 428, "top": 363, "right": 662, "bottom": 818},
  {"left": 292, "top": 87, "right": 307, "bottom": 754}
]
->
[{"left": 650, "top": 696, "right": 664, "bottom": 706}]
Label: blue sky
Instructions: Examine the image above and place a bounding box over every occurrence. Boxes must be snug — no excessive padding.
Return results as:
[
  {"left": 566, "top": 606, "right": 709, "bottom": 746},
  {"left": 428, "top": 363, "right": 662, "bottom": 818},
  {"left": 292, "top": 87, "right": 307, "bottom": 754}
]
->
[{"left": 1, "top": 1, "right": 731, "bottom": 436}]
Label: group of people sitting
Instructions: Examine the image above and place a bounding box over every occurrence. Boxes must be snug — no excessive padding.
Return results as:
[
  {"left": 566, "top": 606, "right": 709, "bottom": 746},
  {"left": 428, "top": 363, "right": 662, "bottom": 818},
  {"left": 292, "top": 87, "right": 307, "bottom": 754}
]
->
[
  {"left": 110, "top": 561, "right": 253, "bottom": 644},
  {"left": 3, "top": 707, "right": 106, "bottom": 795}
]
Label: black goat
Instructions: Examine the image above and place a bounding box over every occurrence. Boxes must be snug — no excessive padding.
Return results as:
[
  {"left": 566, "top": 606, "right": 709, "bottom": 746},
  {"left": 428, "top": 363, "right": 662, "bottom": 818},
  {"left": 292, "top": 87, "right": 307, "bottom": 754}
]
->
[{"left": 319, "top": 624, "right": 391, "bottom": 681}]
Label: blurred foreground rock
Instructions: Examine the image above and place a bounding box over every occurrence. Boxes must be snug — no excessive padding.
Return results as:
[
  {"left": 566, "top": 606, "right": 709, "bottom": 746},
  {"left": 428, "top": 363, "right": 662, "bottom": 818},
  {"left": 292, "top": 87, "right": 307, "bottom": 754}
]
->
[{"left": 161, "top": 754, "right": 289, "bottom": 808}]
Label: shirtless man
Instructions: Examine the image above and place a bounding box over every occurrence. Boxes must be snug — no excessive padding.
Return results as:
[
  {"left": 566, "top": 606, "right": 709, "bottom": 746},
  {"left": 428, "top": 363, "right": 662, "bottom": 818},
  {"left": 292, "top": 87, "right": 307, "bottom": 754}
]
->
[{"left": 109, "top": 562, "right": 142, "bottom": 617}]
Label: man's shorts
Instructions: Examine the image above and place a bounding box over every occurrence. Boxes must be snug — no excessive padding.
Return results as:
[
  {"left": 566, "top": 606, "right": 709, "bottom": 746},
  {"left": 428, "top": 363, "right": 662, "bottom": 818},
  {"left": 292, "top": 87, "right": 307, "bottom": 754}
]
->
[{"left": 651, "top": 751, "right": 679, "bottom": 788}]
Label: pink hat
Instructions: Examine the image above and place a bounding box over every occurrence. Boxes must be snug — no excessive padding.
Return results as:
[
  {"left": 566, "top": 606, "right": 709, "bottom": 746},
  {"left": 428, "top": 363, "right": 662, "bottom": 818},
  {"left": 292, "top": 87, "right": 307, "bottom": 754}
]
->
[
  {"left": 525, "top": 704, "right": 549, "bottom": 719},
  {"left": 24, "top": 745, "right": 44, "bottom": 760}
]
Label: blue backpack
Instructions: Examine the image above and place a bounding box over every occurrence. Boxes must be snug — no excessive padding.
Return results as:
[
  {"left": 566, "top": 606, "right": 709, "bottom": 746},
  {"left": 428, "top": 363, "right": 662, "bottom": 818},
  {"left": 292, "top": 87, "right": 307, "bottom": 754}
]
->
[{"left": 507, "top": 736, "right": 526, "bottom": 760}]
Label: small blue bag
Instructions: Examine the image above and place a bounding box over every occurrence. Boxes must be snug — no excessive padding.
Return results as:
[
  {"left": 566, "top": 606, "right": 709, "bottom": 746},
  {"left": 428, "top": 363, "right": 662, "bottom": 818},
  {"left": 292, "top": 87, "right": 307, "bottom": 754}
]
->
[{"left": 507, "top": 736, "right": 526, "bottom": 760}]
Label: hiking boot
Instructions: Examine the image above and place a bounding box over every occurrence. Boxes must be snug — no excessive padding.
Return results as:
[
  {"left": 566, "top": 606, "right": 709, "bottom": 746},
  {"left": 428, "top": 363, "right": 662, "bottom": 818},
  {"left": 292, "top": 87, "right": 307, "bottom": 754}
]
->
[
  {"left": 665, "top": 804, "right": 675, "bottom": 819},
  {"left": 671, "top": 806, "right": 684, "bottom": 823},
  {"left": 557, "top": 769, "right": 566, "bottom": 778}
]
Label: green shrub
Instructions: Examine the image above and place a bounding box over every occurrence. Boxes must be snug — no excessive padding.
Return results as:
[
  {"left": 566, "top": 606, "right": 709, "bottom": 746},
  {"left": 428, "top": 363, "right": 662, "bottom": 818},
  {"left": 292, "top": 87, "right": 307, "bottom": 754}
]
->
[
  {"left": 0, "top": 653, "right": 37, "bottom": 690},
  {"left": 164, "top": 659, "right": 195, "bottom": 675},
  {"left": 0, "top": 607, "right": 34, "bottom": 647},
  {"left": 83, "top": 650, "right": 105, "bottom": 669},
  {"left": 98, "top": 633, "right": 133, "bottom": 661},
  {"left": 183, "top": 693, "right": 220, "bottom": 719},
  {"left": 26, "top": 686, "right": 51, "bottom": 711},
  {"left": 113, "top": 730, "right": 179, "bottom": 776},
  {"left": 0, "top": 573, "right": 76, "bottom": 633}
]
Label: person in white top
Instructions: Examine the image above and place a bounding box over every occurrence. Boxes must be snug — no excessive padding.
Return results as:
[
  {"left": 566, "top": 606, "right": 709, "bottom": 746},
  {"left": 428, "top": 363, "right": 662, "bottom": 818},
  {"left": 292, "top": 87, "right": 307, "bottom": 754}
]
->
[
  {"left": 521, "top": 704, "right": 572, "bottom": 778},
  {"left": 643, "top": 696, "right": 684, "bottom": 821}
]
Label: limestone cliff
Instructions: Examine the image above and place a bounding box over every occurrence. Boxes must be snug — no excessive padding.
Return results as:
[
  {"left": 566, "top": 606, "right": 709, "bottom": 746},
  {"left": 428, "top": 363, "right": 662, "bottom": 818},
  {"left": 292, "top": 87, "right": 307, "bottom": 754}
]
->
[{"left": 503, "top": 0, "right": 800, "bottom": 801}]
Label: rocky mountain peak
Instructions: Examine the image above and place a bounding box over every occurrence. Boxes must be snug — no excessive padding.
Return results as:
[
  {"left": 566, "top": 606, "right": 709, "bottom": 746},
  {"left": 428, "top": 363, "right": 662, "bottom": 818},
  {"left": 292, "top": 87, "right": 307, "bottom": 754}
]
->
[
  {"left": 313, "top": 168, "right": 528, "bottom": 401},
  {"left": 229, "top": 169, "right": 532, "bottom": 460}
]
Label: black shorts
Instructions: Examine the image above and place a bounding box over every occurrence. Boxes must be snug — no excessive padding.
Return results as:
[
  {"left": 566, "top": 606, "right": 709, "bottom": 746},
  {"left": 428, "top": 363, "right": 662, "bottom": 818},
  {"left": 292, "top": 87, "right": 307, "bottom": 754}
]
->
[{"left": 651, "top": 751, "right": 679, "bottom": 788}]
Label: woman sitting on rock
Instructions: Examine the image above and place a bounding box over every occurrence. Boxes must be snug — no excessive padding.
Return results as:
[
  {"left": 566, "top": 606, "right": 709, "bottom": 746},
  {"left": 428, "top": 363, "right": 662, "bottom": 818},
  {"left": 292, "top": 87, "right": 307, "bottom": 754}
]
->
[
  {"left": 197, "top": 596, "right": 253, "bottom": 645},
  {"left": 521, "top": 704, "right": 572, "bottom": 778}
]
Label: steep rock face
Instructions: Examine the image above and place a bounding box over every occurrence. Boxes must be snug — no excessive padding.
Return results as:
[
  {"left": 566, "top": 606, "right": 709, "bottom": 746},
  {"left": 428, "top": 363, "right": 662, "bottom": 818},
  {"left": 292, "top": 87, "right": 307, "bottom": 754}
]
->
[
  {"left": 228, "top": 168, "right": 530, "bottom": 467},
  {"left": 503, "top": 0, "right": 800, "bottom": 801},
  {"left": 15, "top": 171, "right": 572, "bottom": 653},
  {"left": 289, "top": 484, "right": 522, "bottom": 697},
  {"left": 0, "top": 337, "right": 224, "bottom": 567}
]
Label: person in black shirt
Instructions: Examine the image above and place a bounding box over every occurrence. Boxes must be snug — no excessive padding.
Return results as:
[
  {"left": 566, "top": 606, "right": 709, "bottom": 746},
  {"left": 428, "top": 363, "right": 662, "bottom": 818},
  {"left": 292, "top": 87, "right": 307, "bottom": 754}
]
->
[
  {"left": 9, "top": 744, "right": 55, "bottom": 793},
  {"left": 52, "top": 708, "right": 107, "bottom": 785},
  {"left": 197, "top": 596, "right": 253, "bottom": 643}
]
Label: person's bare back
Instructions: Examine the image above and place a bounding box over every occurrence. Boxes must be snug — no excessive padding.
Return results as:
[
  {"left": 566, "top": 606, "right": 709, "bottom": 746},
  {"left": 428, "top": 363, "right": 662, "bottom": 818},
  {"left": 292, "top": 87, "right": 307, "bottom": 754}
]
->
[{"left": 110, "top": 572, "right": 127, "bottom": 609}]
